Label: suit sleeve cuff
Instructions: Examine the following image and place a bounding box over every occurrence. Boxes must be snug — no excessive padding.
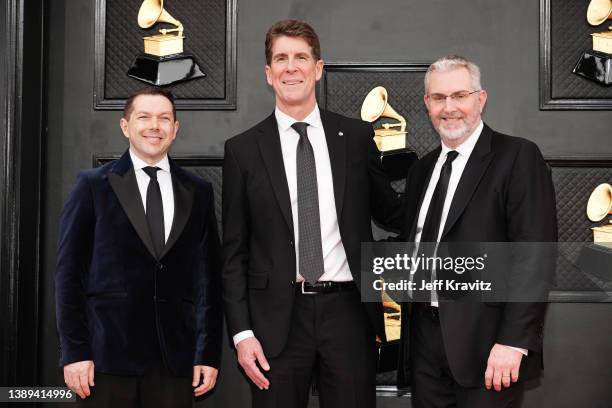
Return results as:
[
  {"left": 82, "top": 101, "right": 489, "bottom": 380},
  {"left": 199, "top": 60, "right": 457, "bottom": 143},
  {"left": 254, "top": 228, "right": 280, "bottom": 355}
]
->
[{"left": 233, "top": 330, "right": 255, "bottom": 347}]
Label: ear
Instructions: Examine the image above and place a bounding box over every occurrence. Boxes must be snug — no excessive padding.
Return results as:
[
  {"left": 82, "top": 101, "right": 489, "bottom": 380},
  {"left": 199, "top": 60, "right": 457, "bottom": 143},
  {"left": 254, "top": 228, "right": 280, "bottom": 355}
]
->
[
  {"left": 265, "top": 65, "right": 273, "bottom": 86},
  {"left": 120, "top": 117, "right": 130, "bottom": 139},
  {"left": 172, "top": 120, "right": 179, "bottom": 140},
  {"left": 423, "top": 94, "right": 431, "bottom": 111},
  {"left": 478, "top": 90, "right": 488, "bottom": 113},
  {"left": 315, "top": 59, "right": 324, "bottom": 81}
]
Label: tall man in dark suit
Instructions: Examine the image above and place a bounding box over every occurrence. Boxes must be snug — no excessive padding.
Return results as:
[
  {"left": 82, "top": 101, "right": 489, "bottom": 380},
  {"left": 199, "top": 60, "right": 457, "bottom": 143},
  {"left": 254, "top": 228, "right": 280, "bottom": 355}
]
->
[
  {"left": 398, "top": 55, "right": 557, "bottom": 408},
  {"left": 222, "top": 19, "right": 403, "bottom": 408},
  {"left": 55, "top": 87, "right": 222, "bottom": 407}
]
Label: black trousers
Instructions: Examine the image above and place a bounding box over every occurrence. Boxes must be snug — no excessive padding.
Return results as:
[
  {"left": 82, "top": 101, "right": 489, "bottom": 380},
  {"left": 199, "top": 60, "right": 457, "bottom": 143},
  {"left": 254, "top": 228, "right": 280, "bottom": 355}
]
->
[
  {"left": 74, "top": 363, "right": 193, "bottom": 408},
  {"left": 250, "top": 287, "right": 377, "bottom": 408},
  {"left": 410, "top": 303, "right": 524, "bottom": 408}
]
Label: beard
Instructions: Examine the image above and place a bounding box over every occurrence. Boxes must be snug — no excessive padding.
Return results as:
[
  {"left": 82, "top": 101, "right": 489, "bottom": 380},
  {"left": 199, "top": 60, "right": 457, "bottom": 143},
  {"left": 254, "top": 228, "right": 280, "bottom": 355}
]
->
[{"left": 434, "top": 112, "right": 477, "bottom": 142}]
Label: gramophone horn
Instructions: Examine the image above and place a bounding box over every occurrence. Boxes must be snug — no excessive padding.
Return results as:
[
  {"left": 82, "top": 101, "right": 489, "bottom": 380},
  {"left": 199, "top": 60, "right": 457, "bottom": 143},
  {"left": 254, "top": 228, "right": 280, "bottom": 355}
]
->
[
  {"left": 587, "top": 0, "right": 612, "bottom": 26},
  {"left": 586, "top": 183, "right": 612, "bottom": 222},
  {"left": 138, "top": 0, "right": 164, "bottom": 29},
  {"left": 360, "top": 86, "right": 406, "bottom": 131},
  {"left": 361, "top": 86, "right": 388, "bottom": 122},
  {"left": 137, "top": 0, "right": 182, "bottom": 30}
]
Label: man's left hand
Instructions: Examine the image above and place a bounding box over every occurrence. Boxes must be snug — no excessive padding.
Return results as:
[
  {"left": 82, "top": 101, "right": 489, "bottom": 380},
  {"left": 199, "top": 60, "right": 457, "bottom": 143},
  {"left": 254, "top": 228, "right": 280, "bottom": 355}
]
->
[
  {"left": 192, "top": 365, "right": 218, "bottom": 396},
  {"left": 484, "top": 343, "right": 523, "bottom": 391}
]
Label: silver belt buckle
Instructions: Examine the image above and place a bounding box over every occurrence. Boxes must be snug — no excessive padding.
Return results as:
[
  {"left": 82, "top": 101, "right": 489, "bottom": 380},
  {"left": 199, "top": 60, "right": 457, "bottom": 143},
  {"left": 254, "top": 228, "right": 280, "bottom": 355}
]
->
[{"left": 301, "top": 281, "right": 317, "bottom": 295}]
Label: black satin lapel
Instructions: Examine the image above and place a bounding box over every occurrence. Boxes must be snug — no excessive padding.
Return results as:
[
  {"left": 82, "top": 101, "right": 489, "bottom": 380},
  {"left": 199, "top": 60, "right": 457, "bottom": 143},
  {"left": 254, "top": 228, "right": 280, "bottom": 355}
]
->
[
  {"left": 108, "top": 169, "right": 157, "bottom": 259},
  {"left": 441, "top": 131, "right": 494, "bottom": 239},
  {"left": 321, "top": 112, "right": 346, "bottom": 220},
  {"left": 408, "top": 152, "right": 439, "bottom": 241},
  {"left": 160, "top": 172, "right": 194, "bottom": 259},
  {"left": 257, "top": 119, "right": 294, "bottom": 236}
]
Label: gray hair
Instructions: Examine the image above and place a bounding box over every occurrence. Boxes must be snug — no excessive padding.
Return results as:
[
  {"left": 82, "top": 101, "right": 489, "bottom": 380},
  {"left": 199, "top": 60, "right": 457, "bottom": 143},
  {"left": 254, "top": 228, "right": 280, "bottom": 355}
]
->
[{"left": 424, "top": 55, "right": 482, "bottom": 92}]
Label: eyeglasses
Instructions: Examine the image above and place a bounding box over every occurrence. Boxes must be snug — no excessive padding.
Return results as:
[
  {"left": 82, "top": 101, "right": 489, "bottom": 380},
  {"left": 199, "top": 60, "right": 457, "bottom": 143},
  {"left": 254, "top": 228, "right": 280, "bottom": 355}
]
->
[{"left": 426, "top": 90, "right": 481, "bottom": 105}]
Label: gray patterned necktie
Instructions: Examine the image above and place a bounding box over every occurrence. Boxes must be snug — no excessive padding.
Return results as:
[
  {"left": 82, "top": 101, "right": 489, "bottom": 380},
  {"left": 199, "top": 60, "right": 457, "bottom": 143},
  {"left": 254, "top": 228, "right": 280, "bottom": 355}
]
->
[{"left": 293, "top": 122, "right": 325, "bottom": 283}]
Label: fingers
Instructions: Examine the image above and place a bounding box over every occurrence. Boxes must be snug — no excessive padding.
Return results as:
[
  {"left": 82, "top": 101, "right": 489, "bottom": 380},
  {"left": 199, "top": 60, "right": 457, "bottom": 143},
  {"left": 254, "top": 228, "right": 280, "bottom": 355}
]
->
[
  {"left": 237, "top": 338, "right": 270, "bottom": 390},
  {"left": 500, "top": 370, "right": 511, "bottom": 390},
  {"left": 194, "top": 367, "right": 218, "bottom": 396},
  {"left": 78, "top": 371, "right": 91, "bottom": 397},
  {"left": 511, "top": 365, "right": 520, "bottom": 383},
  {"left": 71, "top": 373, "right": 87, "bottom": 399},
  {"left": 241, "top": 358, "right": 269, "bottom": 390},
  {"left": 88, "top": 365, "right": 95, "bottom": 387},
  {"left": 64, "top": 362, "right": 93, "bottom": 399},
  {"left": 484, "top": 365, "right": 493, "bottom": 390},
  {"left": 254, "top": 347, "right": 270, "bottom": 372},
  {"left": 484, "top": 344, "right": 523, "bottom": 392},
  {"left": 192, "top": 366, "right": 201, "bottom": 387}
]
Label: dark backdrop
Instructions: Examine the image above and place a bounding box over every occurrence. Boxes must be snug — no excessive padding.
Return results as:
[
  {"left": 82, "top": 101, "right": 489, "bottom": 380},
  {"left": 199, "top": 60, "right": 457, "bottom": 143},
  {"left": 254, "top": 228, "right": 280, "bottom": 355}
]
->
[{"left": 1, "top": 0, "right": 610, "bottom": 407}]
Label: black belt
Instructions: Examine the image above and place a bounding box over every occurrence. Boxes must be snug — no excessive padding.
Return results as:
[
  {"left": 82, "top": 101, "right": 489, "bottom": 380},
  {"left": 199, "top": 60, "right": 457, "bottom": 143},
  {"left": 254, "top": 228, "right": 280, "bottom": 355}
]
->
[{"left": 295, "top": 281, "right": 356, "bottom": 295}]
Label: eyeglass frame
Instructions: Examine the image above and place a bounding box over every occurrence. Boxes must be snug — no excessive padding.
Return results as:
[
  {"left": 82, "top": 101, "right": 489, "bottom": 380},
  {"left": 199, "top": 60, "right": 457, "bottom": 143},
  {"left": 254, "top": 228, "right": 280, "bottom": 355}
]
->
[{"left": 425, "top": 89, "right": 482, "bottom": 105}]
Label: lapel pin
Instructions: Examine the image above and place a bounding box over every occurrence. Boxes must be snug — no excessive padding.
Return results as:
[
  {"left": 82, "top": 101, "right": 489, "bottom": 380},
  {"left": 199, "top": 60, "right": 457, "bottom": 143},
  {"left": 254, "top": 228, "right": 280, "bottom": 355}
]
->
[{"left": 338, "top": 131, "right": 344, "bottom": 136}]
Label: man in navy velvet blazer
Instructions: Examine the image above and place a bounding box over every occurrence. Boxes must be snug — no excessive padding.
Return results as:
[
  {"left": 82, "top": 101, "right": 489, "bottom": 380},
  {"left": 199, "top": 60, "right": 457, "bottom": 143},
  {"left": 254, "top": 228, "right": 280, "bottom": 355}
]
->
[{"left": 55, "top": 87, "right": 222, "bottom": 407}]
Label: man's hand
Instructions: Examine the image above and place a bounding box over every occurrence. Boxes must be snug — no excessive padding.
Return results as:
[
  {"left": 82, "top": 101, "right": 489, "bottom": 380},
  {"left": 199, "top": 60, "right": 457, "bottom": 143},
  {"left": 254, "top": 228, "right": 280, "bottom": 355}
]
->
[
  {"left": 63, "top": 360, "right": 95, "bottom": 399},
  {"left": 236, "top": 336, "right": 270, "bottom": 390},
  {"left": 484, "top": 344, "right": 523, "bottom": 391},
  {"left": 192, "top": 365, "right": 218, "bottom": 396}
]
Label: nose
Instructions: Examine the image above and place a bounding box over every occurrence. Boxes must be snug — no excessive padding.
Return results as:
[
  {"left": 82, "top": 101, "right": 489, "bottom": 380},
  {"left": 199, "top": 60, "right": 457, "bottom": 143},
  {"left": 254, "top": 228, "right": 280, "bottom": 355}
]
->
[
  {"left": 285, "top": 57, "right": 298, "bottom": 72},
  {"left": 442, "top": 96, "right": 457, "bottom": 111},
  {"left": 150, "top": 117, "right": 160, "bottom": 130}
]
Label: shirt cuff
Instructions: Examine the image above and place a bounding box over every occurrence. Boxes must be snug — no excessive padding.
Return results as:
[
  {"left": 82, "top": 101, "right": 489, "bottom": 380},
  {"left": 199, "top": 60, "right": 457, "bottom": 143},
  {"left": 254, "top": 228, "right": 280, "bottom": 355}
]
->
[
  {"left": 504, "top": 345, "right": 528, "bottom": 356},
  {"left": 233, "top": 330, "right": 255, "bottom": 347}
]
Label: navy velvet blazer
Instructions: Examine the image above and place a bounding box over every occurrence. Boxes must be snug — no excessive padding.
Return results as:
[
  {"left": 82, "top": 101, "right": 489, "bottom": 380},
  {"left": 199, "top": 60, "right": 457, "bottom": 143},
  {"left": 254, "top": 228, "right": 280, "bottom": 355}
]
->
[{"left": 55, "top": 150, "right": 222, "bottom": 376}]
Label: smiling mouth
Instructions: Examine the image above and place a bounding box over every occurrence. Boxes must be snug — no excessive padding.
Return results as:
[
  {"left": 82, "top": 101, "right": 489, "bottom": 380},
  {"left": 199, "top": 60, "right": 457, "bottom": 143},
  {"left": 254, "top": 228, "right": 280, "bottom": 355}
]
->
[
  {"left": 282, "top": 80, "right": 303, "bottom": 85},
  {"left": 143, "top": 135, "right": 163, "bottom": 141}
]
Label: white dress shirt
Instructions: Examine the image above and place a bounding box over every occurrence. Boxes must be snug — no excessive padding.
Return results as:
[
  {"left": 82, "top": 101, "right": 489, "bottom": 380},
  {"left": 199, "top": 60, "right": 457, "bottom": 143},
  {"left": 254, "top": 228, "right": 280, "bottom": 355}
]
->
[
  {"left": 129, "top": 150, "right": 174, "bottom": 243},
  {"left": 233, "top": 105, "right": 352, "bottom": 346},
  {"left": 411, "top": 121, "right": 527, "bottom": 356}
]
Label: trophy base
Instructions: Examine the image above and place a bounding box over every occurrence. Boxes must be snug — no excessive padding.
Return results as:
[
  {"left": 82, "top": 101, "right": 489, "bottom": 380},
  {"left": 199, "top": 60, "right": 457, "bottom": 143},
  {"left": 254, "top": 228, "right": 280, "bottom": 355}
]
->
[
  {"left": 127, "top": 53, "right": 206, "bottom": 87},
  {"left": 379, "top": 148, "right": 418, "bottom": 181},
  {"left": 572, "top": 50, "right": 612, "bottom": 86}
]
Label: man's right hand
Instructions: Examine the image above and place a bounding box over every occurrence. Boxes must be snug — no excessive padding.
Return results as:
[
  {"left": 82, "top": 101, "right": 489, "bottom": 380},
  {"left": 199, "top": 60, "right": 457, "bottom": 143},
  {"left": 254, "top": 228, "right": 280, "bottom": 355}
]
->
[
  {"left": 63, "top": 360, "right": 95, "bottom": 399},
  {"left": 236, "top": 337, "right": 270, "bottom": 390}
]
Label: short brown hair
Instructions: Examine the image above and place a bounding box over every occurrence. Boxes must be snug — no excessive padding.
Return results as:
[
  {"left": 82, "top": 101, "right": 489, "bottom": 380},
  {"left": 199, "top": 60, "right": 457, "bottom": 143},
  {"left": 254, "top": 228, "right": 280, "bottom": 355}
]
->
[
  {"left": 123, "top": 87, "right": 177, "bottom": 120},
  {"left": 265, "top": 19, "right": 321, "bottom": 65}
]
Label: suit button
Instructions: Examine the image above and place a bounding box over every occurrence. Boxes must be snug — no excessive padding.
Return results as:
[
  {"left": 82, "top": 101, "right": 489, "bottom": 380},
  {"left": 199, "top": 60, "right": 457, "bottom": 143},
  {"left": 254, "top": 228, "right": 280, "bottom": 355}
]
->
[
  {"left": 157, "top": 263, "right": 165, "bottom": 271},
  {"left": 290, "top": 280, "right": 295, "bottom": 285},
  {"left": 290, "top": 241, "right": 294, "bottom": 247}
]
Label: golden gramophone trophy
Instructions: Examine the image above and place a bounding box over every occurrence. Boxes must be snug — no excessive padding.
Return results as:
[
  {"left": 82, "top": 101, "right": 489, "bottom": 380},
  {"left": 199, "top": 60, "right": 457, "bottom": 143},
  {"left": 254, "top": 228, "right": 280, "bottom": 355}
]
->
[
  {"left": 577, "top": 182, "right": 612, "bottom": 284},
  {"left": 361, "top": 86, "right": 417, "bottom": 180},
  {"left": 573, "top": 0, "right": 612, "bottom": 85},
  {"left": 127, "top": 0, "right": 205, "bottom": 86},
  {"left": 587, "top": 183, "right": 612, "bottom": 242}
]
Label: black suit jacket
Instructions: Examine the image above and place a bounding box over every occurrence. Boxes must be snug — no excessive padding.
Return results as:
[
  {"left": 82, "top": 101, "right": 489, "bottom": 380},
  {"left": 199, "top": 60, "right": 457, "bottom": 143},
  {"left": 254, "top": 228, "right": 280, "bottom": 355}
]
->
[
  {"left": 222, "top": 110, "right": 403, "bottom": 358},
  {"left": 398, "top": 124, "right": 558, "bottom": 387},
  {"left": 55, "top": 150, "right": 222, "bottom": 376}
]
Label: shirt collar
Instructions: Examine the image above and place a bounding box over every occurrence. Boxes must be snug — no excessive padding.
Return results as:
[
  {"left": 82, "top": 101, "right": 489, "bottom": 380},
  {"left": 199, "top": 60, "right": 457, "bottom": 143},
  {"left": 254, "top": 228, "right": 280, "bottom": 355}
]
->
[
  {"left": 440, "top": 120, "right": 483, "bottom": 160},
  {"left": 129, "top": 149, "right": 170, "bottom": 173},
  {"left": 274, "top": 105, "right": 322, "bottom": 133}
]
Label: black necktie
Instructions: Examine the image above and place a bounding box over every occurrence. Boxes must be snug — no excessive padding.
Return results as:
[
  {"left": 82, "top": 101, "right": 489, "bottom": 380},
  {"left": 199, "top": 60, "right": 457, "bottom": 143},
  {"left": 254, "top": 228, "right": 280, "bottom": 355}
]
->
[
  {"left": 293, "top": 122, "right": 325, "bottom": 284},
  {"left": 414, "top": 151, "right": 459, "bottom": 299},
  {"left": 420, "top": 150, "right": 459, "bottom": 243},
  {"left": 143, "top": 166, "right": 165, "bottom": 258}
]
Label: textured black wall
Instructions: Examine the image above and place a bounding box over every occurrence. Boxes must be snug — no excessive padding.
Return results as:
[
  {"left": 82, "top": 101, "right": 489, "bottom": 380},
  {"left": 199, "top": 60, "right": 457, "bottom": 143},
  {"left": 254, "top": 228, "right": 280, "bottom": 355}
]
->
[{"left": 39, "top": 0, "right": 612, "bottom": 407}]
